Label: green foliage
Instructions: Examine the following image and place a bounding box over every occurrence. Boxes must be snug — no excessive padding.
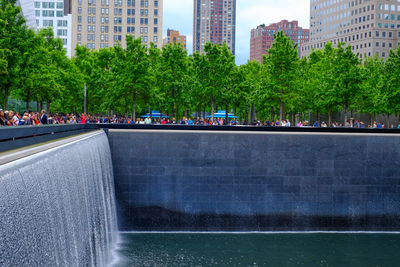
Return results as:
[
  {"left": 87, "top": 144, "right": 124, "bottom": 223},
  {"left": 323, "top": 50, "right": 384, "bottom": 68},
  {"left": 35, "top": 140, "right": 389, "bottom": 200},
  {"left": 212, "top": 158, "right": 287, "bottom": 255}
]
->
[
  {"left": 384, "top": 46, "right": 400, "bottom": 115},
  {"left": 0, "top": 0, "right": 31, "bottom": 109},
  {"left": 0, "top": 49, "right": 8, "bottom": 74},
  {"left": 264, "top": 31, "right": 299, "bottom": 121},
  {"left": 1, "top": 4, "right": 400, "bottom": 122},
  {"left": 158, "top": 43, "right": 188, "bottom": 117},
  {"left": 112, "top": 36, "right": 150, "bottom": 120}
]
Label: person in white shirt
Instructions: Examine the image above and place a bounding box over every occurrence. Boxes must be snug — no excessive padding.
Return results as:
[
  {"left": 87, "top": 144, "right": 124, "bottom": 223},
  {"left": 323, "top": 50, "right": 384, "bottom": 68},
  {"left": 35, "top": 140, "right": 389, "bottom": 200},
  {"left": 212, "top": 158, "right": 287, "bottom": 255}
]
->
[
  {"left": 144, "top": 116, "right": 152, "bottom": 124},
  {"left": 12, "top": 112, "right": 19, "bottom": 126}
]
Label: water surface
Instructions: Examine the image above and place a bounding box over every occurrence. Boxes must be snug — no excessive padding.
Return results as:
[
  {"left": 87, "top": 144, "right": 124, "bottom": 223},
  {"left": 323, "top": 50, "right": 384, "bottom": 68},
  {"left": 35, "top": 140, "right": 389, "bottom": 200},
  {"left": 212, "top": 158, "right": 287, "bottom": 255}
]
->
[{"left": 112, "top": 233, "right": 400, "bottom": 266}]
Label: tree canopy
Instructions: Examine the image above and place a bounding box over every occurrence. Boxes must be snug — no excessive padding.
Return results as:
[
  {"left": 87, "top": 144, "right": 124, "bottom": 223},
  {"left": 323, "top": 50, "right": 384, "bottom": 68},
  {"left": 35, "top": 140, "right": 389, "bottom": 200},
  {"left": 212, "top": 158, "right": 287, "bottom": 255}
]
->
[{"left": 1, "top": 1, "right": 400, "bottom": 124}]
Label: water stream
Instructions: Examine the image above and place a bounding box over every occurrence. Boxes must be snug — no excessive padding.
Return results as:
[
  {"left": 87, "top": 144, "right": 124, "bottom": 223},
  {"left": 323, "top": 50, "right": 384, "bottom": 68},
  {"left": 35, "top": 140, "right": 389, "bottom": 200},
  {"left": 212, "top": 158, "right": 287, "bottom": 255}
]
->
[{"left": 0, "top": 132, "right": 118, "bottom": 266}]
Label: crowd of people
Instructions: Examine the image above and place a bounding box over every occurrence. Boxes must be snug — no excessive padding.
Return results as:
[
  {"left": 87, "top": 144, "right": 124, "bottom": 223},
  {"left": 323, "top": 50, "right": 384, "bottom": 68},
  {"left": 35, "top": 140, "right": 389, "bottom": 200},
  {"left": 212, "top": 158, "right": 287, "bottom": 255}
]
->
[{"left": 1, "top": 109, "right": 400, "bottom": 129}]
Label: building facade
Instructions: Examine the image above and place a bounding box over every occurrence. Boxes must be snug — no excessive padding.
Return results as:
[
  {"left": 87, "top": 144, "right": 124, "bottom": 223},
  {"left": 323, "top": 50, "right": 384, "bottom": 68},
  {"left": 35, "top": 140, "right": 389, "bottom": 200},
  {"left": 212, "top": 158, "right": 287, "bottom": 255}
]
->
[
  {"left": 301, "top": 0, "right": 400, "bottom": 60},
  {"left": 70, "top": 0, "right": 163, "bottom": 56},
  {"left": 163, "top": 29, "right": 187, "bottom": 49},
  {"left": 250, "top": 20, "right": 309, "bottom": 63},
  {"left": 33, "top": 0, "right": 72, "bottom": 57},
  {"left": 17, "top": 0, "right": 37, "bottom": 29},
  {"left": 193, "top": 0, "right": 236, "bottom": 55}
]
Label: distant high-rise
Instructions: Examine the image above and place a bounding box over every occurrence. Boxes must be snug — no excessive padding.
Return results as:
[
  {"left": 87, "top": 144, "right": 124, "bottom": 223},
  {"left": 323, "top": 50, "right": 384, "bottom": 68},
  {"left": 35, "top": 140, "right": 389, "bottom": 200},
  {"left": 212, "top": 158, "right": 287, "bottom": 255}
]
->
[
  {"left": 163, "top": 29, "right": 187, "bottom": 49},
  {"left": 17, "top": 0, "right": 37, "bottom": 29},
  {"left": 33, "top": 0, "right": 72, "bottom": 57},
  {"left": 250, "top": 20, "right": 309, "bottom": 63},
  {"left": 301, "top": 0, "right": 400, "bottom": 60},
  {"left": 70, "top": 0, "right": 163, "bottom": 56},
  {"left": 193, "top": 0, "right": 236, "bottom": 55}
]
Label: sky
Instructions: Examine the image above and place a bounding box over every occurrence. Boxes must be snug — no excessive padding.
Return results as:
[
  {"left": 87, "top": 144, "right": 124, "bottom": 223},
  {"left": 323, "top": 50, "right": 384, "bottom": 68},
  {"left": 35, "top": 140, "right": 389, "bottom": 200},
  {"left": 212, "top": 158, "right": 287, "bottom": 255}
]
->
[{"left": 163, "top": 0, "right": 310, "bottom": 65}]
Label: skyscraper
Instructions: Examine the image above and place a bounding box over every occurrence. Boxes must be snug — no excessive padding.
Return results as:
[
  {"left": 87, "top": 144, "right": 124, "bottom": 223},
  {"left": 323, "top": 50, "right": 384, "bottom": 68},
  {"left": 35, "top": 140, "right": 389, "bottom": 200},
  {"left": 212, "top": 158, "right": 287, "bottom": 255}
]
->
[
  {"left": 193, "top": 0, "right": 236, "bottom": 55},
  {"left": 301, "top": 0, "right": 400, "bottom": 60},
  {"left": 70, "top": 0, "right": 163, "bottom": 56},
  {"left": 33, "top": 0, "right": 72, "bottom": 57},
  {"left": 250, "top": 20, "right": 309, "bottom": 63},
  {"left": 17, "top": 0, "right": 37, "bottom": 29},
  {"left": 163, "top": 29, "right": 187, "bottom": 49}
]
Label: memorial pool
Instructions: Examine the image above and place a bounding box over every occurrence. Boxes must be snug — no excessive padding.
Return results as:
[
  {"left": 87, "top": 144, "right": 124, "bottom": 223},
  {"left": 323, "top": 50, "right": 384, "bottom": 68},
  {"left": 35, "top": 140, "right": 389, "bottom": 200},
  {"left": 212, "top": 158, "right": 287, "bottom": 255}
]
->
[{"left": 112, "top": 232, "right": 400, "bottom": 267}]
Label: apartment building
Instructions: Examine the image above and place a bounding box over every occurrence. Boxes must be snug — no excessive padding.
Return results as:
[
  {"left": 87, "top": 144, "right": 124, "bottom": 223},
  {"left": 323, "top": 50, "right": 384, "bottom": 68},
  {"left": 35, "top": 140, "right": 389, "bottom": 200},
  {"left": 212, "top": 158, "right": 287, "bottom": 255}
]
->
[
  {"left": 193, "top": 0, "right": 236, "bottom": 55},
  {"left": 163, "top": 29, "right": 187, "bottom": 49},
  {"left": 33, "top": 0, "right": 72, "bottom": 57},
  {"left": 250, "top": 20, "right": 309, "bottom": 63},
  {"left": 17, "top": 0, "right": 37, "bottom": 29},
  {"left": 70, "top": 0, "right": 163, "bottom": 56},
  {"left": 301, "top": 0, "right": 400, "bottom": 60}
]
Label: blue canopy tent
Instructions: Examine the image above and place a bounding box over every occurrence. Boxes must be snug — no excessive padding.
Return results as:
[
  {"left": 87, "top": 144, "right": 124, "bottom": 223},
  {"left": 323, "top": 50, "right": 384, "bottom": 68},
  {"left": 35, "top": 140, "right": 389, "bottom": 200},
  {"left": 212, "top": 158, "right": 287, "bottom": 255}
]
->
[
  {"left": 206, "top": 110, "right": 238, "bottom": 119},
  {"left": 140, "top": 111, "right": 169, "bottom": 118}
]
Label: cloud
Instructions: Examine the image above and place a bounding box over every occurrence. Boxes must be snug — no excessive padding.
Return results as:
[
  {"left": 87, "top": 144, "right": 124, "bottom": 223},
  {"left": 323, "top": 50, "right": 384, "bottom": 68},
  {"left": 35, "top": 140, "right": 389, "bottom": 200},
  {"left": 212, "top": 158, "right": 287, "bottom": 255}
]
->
[{"left": 163, "top": 0, "right": 310, "bottom": 64}]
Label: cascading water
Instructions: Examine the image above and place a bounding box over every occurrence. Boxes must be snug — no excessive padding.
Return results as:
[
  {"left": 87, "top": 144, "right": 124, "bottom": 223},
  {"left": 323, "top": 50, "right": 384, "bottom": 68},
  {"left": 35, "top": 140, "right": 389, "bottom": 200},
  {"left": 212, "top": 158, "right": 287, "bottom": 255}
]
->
[{"left": 0, "top": 131, "right": 118, "bottom": 266}]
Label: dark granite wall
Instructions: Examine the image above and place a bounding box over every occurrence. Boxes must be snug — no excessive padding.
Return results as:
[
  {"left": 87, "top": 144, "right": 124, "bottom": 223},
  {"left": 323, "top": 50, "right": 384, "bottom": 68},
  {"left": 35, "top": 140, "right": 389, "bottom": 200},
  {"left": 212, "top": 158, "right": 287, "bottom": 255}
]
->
[{"left": 108, "top": 130, "right": 400, "bottom": 231}]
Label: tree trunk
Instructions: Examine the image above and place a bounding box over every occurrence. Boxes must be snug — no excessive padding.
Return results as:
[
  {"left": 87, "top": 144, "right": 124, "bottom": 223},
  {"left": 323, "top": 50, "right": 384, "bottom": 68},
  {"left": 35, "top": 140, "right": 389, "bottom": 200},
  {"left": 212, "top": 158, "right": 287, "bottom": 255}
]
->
[
  {"left": 344, "top": 104, "right": 348, "bottom": 126},
  {"left": 197, "top": 104, "right": 201, "bottom": 118},
  {"left": 398, "top": 113, "right": 400, "bottom": 127},
  {"left": 279, "top": 100, "right": 284, "bottom": 121},
  {"left": 150, "top": 109, "right": 153, "bottom": 119},
  {"left": 36, "top": 101, "right": 39, "bottom": 113},
  {"left": 328, "top": 109, "right": 332, "bottom": 127},
  {"left": 171, "top": 89, "right": 175, "bottom": 118},
  {"left": 317, "top": 110, "right": 321, "bottom": 123},
  {"left": 225, "top": 104, "right": 229, "bottom": 124},
  {"left": 291, "top": 113, "right": 295, "bottom": 126},
  {"left": 271, "top": 107, "right": 275, "bottom": 122},
  {"left": 369, "top": 113, "right": 372, "bottom": 127},
  {"left": 26, "top": 90, "right": 31, "bottom": 111},
  {"left": 47, "top": 100, "right": 51, "bottom": 112},
  {"left": 132, "top": 92, "right": 136, "bottom": 121},
  {"left": 84, "top": 84, "right": 87, "bottom": 114},
  {"left": 248, "top": 105, "right": 252, "bottom": 122},
  {"left": 4, "top": 87, "right": 9, "bottom": 110},
  {"left": 211, "top": 95, "right": 215, "bottom": 121},
  {"left": 386, "top": 114, "right": 390, "bottom": 129},
  {"left": 252, "top": 104, "right": 256, "bottom": 122}
]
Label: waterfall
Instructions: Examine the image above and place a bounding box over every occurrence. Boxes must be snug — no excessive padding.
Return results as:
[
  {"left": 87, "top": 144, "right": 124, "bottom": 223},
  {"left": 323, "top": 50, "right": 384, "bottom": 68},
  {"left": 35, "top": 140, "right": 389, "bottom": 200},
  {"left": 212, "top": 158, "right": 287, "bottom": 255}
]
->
[{"left": 0, "top": 131, "right": 118, "bottom": 266}]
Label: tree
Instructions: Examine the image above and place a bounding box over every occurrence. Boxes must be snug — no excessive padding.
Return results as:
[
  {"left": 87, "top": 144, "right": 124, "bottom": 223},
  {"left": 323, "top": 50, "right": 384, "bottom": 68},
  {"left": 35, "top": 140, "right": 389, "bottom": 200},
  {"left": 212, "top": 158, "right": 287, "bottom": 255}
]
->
[
  {"left": 0, "top": 0, "right": 32, "bottom": 109},
  {"left": 239, "top": 60, "right": 264, "bottom": 122},
  {"left": 265, "top": 31, "right": 299, "bottom": 121},
  {"left": 202, "top": 43, "right": 236, "bottom": 121},
  {"left": 159, "top": 43, "right": 188, "bottom": 117},
  {"left": 333, "top": 43, "right": 361, "bottom": 124},
  {"left": 112, "top": 36, "right": 150, "bottom": 121},
  {"left": 358, "top": 56, "right": 385, "bottom": 124},
  {"left": 307, "top": 43, "right": 341, "bottom": 125},
  {"left": 74, "top": 45, "right": 97, "bottom": 114},
  {"left": 383, "top": 46, "right": 400, "bottom": 120}
]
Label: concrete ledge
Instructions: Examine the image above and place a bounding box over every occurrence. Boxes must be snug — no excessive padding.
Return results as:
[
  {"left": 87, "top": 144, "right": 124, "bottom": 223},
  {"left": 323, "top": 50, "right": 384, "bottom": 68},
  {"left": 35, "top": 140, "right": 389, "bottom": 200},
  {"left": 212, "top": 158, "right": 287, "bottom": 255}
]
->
[
  {"left": 0, "top": 130, "right": 104, "bottom": 165},
  {"left": 0, "top": 124, "right": 99, "bottom": 152},
  {"left": 100, "top": 124, "right": 400, "bottom": 134}
]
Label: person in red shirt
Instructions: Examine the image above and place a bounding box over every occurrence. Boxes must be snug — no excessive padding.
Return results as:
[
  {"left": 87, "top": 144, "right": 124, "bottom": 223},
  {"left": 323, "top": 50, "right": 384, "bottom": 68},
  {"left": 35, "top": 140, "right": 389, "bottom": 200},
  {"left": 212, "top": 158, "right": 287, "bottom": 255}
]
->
[{"left": 80, "top": 114, "right": 87, "bottom": 124}]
